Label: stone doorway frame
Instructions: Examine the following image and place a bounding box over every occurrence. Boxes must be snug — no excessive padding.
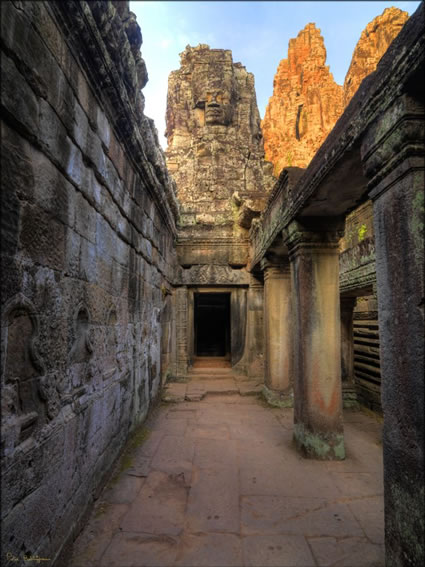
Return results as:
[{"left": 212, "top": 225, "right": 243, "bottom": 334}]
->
[
  {"left": 185, "top": 286, "right": 248, "bottom": 373},
  {"left": 193, "top": 291, "right": 231, "bottom": 359}
]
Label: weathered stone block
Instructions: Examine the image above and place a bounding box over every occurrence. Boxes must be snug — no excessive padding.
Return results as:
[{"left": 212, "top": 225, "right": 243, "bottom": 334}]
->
[
  {"left": 1, "top": 53, "right": 40, "bottom": 135},
  {"left": 20, "top": 203, "right": 66, "bottom": 272}
]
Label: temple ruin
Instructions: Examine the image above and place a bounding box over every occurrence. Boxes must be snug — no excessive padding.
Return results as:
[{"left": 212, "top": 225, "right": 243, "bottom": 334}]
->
[{"left": 1, "top": 1, "right": 424, "bottom": 566}]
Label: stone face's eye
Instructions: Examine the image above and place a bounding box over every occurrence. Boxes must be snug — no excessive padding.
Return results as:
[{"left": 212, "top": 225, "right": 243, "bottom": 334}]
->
[{"left": 195, "top": 99, "right": 205, "bottom": 109}]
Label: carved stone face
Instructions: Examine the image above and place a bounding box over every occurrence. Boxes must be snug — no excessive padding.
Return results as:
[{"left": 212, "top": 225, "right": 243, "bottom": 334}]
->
[{"left": 194, "top": 88, "right": 234, "bottom": 126}]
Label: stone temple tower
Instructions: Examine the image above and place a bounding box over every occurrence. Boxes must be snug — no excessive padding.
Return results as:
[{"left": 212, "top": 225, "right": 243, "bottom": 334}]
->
[{"left": 165, "top": 45, "right": 274, "bottom": 378}]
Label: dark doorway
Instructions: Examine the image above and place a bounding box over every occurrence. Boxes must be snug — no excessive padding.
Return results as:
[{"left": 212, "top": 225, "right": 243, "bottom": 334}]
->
[{"left": 195, "top": 293, "right": 230, "bottom": 357}]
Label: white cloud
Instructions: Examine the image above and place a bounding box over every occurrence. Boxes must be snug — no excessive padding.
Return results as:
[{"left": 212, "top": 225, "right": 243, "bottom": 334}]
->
[{"left": 159, "top": 37, "right": 173, "bottom": 49}]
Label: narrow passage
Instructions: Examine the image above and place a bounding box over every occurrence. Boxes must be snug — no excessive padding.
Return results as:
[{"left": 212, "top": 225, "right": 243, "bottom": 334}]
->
[{"left": 70, "top": 380, "right": 384, "bottom": 567}]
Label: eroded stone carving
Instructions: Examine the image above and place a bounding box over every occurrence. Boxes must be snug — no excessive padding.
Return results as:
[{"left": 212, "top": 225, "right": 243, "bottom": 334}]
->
[
  {"left": 166, "top": 44, "right": 274, "bottom": 235},
  {"left": 262, "top": 8, "right": 409, "bottom": 176},
  {"left": 262, "top": 23, "right": 343, "bottom": 176},
  {"left": 343, "top": 7, "right": 408, "bottom": 107},
  {"left": 181, "top": 264, "right": 250, "bottom": 286},
  {"left": 69, "top": 304, "right": 93, "bottom": 365},
  {"left": 1, "top": 294, "right": 46, "bottom": 447}
]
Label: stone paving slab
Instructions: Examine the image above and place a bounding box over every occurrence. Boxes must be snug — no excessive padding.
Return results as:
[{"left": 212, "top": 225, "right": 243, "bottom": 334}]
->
[
  {"left": 186, "top": 466, "right": 240, "bottom": 533},
  {"left": 243, "top": 534, "right": 315, "bottom": 567},
  {"left": 241, "top": 495, "right": 364, "bottom": 537},
  {"left": 175, "top": 533, "right": 242, "bottom": 567},
  {"left": 100, "top": 532, "right": 179, "bottom": 567},
  {"left": 70, "top": 386, "right": 384, "bottom": 567},
  {"left": 193, "top": 438, "right": 239, "bottom": 469},
  {"left": 120, "top": 470, "right": 188, "bottom": 536},
  {"left": 308, "top": 536, "right": 384, "bottom": 566}
]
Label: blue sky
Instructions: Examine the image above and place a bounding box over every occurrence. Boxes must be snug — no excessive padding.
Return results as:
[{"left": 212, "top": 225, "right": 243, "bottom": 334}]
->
[{"left": 129, "top": 1, "right": 420, "bottom": 148}]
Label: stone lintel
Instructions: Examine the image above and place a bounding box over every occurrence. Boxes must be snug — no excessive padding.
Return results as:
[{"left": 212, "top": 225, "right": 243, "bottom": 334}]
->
[
  {"left": 177, "top": 238, "right": 249, "bottom": 267},
  {"left": 181, "top": 264, "right": 250, "bottom": 286}
]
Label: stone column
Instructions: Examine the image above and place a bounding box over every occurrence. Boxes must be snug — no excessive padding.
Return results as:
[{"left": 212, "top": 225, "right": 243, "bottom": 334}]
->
[
  {"left": 261, "top": 258, "right": 293, "bottom": 406},
  {"left": 246, "top": 274, "right": 264, "bottom": 378},
  {"left": 284, "top": 220, "right": 345, "bottom": 460},
  {"left": 340, "top": 296, "right": 357, "bottom": 408},
  {"left": 361, "top": 93, "right": 424, "bottom": 567},
  {"left": 175, "top": 286, "right": 188, "bottom": 380}
]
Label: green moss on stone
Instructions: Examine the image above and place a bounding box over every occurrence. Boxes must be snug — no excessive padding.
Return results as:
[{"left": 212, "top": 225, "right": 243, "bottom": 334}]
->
[
  {"left": 358, "top": 223, "right": 367, "bottom": 241},
  {"left": 294, "top": 424, "right": 345, "bottom": 460},
  {"left": 262, "top": 385, "right": 294, "bottom": 408},
  {"left": 109, "top": 425, "right": 151, "bottom": 486}
]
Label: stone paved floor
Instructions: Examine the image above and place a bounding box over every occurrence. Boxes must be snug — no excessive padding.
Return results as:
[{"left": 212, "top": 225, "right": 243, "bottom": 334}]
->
[{"left": 70, "top": 388, "right": 384, "bottom": 567}]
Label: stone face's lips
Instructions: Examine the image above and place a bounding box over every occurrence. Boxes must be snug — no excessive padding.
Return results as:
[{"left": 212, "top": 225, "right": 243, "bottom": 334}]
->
[{"left": 205, "top": 107, "right": 224, "bottom": 123}]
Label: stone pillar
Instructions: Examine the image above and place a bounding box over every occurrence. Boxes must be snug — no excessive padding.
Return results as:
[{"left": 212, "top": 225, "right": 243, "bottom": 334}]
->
[
  {"left": 175, "top": 286, "right": 188, "bottom": 380},
  {"left": 361, "top": 93, "right": 424, "bottom": 567},
  {"left": 284, "top": 220, "right": 345, "bottom": 460},
  {"left": 261, "top": 258, "right": 293, "bottom": 406},
  {"left": 246, "top": 274, "right": 264, "bottom": 378}
]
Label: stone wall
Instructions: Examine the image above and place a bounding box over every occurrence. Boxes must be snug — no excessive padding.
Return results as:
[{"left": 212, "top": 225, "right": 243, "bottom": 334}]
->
[{"left": 1, "top": 1, "right": 178, "bottom": 563}]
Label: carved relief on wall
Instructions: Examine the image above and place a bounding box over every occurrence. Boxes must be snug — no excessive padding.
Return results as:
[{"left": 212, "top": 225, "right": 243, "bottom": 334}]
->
[
  {"left": 104, "top": 306, "right": 119, "bottom": 380},
  {"left": 64, "top": 303, "right": 94, "bottom": 404},
  {"left": 1, "top": 294, "right": 46, "bottom": 450},
  {"left": 181, "top": 264, "right": 250, "bottom": 285},
  {"left": 69, "top": 304, "right": 93, "bottom": 364}
]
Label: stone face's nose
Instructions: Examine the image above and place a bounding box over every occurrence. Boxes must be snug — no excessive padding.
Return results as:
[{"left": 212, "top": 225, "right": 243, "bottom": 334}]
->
[{"left": 208, "top": 92, "right": 221, "bottom": 105}]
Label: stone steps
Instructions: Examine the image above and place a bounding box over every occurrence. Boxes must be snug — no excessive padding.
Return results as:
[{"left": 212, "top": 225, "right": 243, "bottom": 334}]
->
[
  {"left": 188, "top": 371, "right": 234, "bottom": 381},
  {"left": 162, "top": 377, "right": 263, "bottom": 403},
  {"left": 188, "top": 361, "right": 235, "bottom": 381}
]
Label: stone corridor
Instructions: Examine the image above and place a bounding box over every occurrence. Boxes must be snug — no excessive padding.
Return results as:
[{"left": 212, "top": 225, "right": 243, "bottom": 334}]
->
[
  {"left": 70, "top": 379, "right": 384, "bottom": 567},
  {"left": 2, "top": 2, "right": 422, "bottom": 565}
]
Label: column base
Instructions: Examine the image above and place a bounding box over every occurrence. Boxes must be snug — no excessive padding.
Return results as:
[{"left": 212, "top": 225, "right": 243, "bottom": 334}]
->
[
  {"left": 262, "top": 385, "right": 293, "bottom": 408},
  {"left": 294, "top": 424, "right": 345, "bottom": 460}
]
